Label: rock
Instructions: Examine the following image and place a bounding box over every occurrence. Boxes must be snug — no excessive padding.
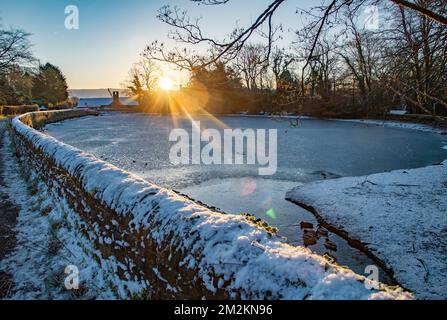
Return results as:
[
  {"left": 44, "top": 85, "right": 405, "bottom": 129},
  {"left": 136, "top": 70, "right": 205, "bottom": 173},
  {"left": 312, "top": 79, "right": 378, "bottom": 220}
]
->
[
  {"left": 300, "top": 221, "right": 314, "bottom": 229},
  {"left": 316, "top": 227, "right": 328, "bottom": 237},
  {"left": 323, "top": 252, "right": 336, "bottom": 264},
  {"left": 324, "top": 240, "right": 338, "bottom": 251},
  {"left": 303, "top": 232, "right": 317, "bottom": 246},
  {"left": 303, "top": 228, "right": 317, "bottom": 235}
]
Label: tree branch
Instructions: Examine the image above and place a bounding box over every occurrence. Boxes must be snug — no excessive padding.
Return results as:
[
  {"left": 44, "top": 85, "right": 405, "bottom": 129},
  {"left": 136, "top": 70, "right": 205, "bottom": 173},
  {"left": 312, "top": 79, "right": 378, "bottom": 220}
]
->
[{"left": 390, "top": 0, "right": 447, "bottom": 26}]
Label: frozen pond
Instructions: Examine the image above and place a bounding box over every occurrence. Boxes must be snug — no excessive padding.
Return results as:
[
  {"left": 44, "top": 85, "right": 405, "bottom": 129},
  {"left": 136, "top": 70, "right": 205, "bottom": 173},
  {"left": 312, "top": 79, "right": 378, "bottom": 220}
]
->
[{"left": 45, "top": 113, "right": 447, "bottom": 281}]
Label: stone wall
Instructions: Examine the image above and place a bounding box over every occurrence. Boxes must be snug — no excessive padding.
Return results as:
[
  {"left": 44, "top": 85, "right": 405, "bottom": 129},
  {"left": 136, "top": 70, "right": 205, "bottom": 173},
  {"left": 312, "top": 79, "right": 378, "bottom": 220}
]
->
[
  {"left": 18, "top": 109, "right": 98, "bottom": 129},
  {"left": 8, "top": 110, "right": 410, "bottom": 300}
]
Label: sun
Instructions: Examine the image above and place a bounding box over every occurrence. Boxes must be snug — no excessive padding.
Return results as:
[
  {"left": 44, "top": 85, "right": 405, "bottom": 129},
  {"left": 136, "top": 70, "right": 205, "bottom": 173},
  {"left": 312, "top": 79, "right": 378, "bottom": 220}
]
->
[{"left": 159, "top": 77, "right": 174, "bottom": 91}]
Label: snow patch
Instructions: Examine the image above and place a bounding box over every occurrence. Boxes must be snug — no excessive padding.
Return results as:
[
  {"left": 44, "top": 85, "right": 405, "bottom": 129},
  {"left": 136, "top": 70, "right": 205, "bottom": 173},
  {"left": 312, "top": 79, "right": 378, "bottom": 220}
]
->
[
  {"left": 333, "top": 118, "right": 444, "bottom": 134},
  {"left": 287, "top": 162, "right": 447, "bottom": 300},
  {"left": 0, "top": 133, "right": 117, "bottom": 299}
]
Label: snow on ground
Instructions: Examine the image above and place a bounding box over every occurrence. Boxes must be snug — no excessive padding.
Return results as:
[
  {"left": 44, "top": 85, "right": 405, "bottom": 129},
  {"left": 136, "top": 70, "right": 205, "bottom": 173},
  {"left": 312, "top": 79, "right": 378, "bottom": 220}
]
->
[
  {"left": 5, "top": 114, "right": 415, "bottom": 300},
  {"left": 229, "top": 114, "right": 446, "bottom": 134},
  {"left": 0, "top": 133, "right": 117, "bottom": 300},
  {"left": 332, "top": 118, "right": 446, "bottom": 134},
  {"left": 287, "top": 160, "right": 447, "bottom": 300}
]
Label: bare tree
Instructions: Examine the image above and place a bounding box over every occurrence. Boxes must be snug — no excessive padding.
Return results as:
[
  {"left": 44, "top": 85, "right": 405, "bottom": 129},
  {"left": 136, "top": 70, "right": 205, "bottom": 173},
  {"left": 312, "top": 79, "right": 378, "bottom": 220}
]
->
[
  {"left": 382, "top": 1, "right": 447, "bottom": 114},
  {"left": 0, "top": 24, "right": 35, "bottom": 105},
  {"left": 390, "top": 0, "right": 447, "bottom": 25},
  {"left": 141, "top": 0, "right": 447, "bottom": 116},
  {"left": 146, "top": 0, "right": 286, "bottom": 71},
  {"left": 231, "top": 44, "right": 271, "bottom": 90},
  {"left": 271, "top": 48, "right": 295, "bottom": 90},
  {"left": 0, "top": 28, "right": 34, "bottom": 70},
  {"left": 146, "top": 0, "right": 446, "bottom": 73},
  {"left": 125, "top": 58, "right": 159, "bottom": 105},
  {"left": 336, "top": 11, "right": 383, "bottom": 110}
]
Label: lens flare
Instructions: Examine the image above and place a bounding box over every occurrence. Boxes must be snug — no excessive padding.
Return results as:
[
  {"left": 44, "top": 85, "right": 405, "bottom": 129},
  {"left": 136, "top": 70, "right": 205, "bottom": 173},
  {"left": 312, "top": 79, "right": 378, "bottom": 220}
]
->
[
  {"left": 261, "top": 197, "right": 272, "bottom": 209},
  {"left": 241, "top": 178, "right": 257, "bottom": 196},
  {"left": 266, "top": 208, "right": 277, "bottom": 220}
]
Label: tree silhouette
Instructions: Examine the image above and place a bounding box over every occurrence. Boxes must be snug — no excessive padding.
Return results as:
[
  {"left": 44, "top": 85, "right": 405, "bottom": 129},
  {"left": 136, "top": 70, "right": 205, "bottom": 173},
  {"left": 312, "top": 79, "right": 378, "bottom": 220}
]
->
[{"left": 32, "top": 63, "right": 68, "bottom": 105}]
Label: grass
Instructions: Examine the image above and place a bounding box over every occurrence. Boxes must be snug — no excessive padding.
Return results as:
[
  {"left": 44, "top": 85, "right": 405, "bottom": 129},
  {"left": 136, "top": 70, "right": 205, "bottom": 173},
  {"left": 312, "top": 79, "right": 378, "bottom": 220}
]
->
[
  {"left": 243, "top": 213, "right": 279, "bottom": 237},
  {"left": 0, "top": 271, "right": 14, "bottom": 298}
]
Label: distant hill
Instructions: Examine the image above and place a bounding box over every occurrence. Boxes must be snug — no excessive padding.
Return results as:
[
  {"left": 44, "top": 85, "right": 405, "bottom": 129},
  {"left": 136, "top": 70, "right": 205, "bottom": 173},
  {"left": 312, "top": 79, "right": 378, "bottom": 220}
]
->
[{"left": 69, "top": 89, "right": 128, "bottom": 99}]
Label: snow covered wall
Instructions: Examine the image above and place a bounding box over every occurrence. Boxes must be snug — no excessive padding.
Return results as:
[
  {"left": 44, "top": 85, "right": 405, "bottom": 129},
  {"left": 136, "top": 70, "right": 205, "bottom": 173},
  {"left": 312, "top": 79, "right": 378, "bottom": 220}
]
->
[
  {"left": 8, "top": 110, "right": 412, "bottom": 300},
  {"left": 17, "top": 109, "right": 98, "bottom": 129}
]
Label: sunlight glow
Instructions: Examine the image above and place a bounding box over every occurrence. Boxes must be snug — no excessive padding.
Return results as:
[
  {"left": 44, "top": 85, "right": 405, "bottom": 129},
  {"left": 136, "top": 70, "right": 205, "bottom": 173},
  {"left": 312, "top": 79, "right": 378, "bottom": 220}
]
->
[{"left": 159, "top": 77, "right": 174, "bottom": 91}]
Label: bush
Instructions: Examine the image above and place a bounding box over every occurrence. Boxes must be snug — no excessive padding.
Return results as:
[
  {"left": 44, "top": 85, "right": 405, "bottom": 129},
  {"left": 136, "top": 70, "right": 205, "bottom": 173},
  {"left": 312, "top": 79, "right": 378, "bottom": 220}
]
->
[
  {"left": 1, "top": 105, "right": 39, "bottom": 116},
  {"left": 47, "top": 101, "right": 74, "bottom": 110}
]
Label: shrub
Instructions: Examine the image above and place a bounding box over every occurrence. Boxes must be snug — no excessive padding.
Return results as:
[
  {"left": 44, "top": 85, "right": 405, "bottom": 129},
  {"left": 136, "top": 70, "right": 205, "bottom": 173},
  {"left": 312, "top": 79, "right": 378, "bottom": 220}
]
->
[{"left": 1, "top": 105, "right": 39, "bottom": 116}]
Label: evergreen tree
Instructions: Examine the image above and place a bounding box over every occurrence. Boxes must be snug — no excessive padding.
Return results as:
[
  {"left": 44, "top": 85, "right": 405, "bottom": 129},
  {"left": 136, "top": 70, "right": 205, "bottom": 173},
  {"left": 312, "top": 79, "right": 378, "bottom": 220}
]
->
[
  {"left": 189, "top": 62, "right": 242, "bottom": 90},
  {"left": 32, "top": 63, "right": 68, "bottom": 105}
]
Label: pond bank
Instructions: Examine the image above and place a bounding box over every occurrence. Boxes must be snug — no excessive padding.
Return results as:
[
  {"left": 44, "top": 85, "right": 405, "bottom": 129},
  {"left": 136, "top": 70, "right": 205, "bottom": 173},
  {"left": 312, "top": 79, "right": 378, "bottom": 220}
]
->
[
  {"left": 286, "top": 159, "right": 447, "bottom": 300},
  {"left": 225, "top": 113, "right": 447, "bottom": 133}
]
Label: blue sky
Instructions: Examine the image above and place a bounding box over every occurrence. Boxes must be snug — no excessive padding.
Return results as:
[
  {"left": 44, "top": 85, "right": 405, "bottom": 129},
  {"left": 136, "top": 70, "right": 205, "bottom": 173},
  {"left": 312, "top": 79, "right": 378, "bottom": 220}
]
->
[{"left": 0, "top": 0, "right": 312, "bottom": 89}]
